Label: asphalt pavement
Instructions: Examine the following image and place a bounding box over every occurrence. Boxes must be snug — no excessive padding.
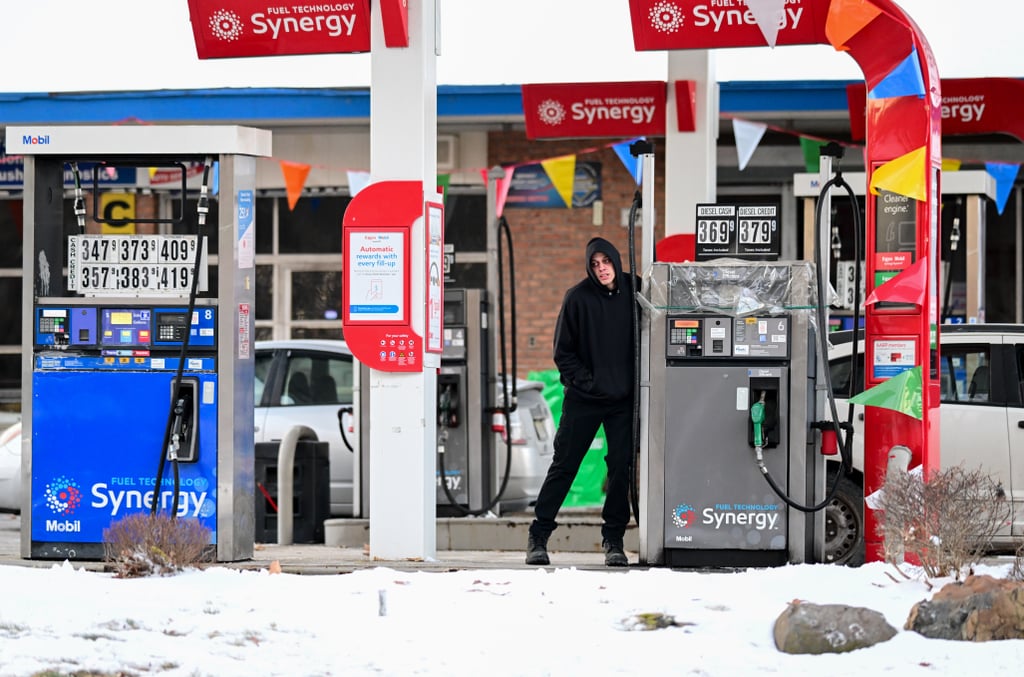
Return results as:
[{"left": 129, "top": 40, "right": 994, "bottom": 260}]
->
[{"left": 0, "top": 513, "right": 621, "bottom": 575}]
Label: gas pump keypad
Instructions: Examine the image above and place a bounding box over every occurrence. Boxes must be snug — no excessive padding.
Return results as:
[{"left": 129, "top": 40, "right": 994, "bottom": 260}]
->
[{"left": 666, "top": 315, "right": 789, "bottom": 359}]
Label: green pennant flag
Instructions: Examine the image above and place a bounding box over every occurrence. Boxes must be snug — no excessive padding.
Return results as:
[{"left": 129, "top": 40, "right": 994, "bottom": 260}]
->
[
  {"left": 799, "top": 137, "right": 828, "bottom": 173},
  {"left": 436, "top": 173, "right": 450, "bottom": 205},
  {"left": 849, "top": 365, "right": 923, "bottom": 420}
]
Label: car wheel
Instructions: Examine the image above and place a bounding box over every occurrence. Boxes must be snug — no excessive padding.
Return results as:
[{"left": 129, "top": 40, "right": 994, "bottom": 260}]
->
[{"left": 824, "top": 470, "right": 865, "bottom": 566}]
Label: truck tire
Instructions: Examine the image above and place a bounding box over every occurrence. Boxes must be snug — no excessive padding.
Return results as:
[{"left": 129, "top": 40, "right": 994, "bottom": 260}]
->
[{"left": 824, "top": 470, "right": 864, "bottom": 566}]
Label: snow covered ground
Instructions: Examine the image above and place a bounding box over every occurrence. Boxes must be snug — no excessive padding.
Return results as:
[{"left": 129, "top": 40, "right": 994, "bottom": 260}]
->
[{"left": 1, "top": 556, "right": 1022, "bottom": 676}]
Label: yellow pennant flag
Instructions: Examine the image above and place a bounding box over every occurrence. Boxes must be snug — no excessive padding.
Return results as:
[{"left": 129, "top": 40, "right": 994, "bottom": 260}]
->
[
  {"left": 869, "top": 147, "right": 927, "bottom": 202},
  {"left": 941, "top": 158, "right": 962, "bottom": 172},
  {"left": 825, "top": 0, "right": 882, "bottom": 51},
  {"left": 541, "top": 155, "right": 577, "bottom": 209}
]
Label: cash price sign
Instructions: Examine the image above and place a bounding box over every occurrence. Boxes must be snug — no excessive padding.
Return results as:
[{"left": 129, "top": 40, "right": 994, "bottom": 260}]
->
[
  {"left": 68, "top": 234, "right": 208, "bottom": 295},
  {"left": 694, "top": 203, "right": 780, "bottom": 262}
]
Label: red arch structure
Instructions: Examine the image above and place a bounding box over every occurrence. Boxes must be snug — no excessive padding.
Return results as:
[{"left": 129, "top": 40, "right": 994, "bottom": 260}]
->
[{"left": 629, "top": 0, "right": 941, "bottom": 563}]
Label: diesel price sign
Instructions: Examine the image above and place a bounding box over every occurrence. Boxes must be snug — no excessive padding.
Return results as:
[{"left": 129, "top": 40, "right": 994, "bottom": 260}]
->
[
  {"left": 67, "top": 234, "right": 209, "bottom": 296},
  {"left": 695, "top": 204, "right": 781, "bottom": 262}
]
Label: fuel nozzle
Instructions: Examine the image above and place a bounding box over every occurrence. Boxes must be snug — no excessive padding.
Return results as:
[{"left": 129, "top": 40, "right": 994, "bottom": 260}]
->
[{"left": 750, "top": 391, "right": 766, "bottom": 450}]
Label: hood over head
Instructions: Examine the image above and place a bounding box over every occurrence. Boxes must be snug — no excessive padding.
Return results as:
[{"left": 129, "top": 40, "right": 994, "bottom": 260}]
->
[{"left": 585, "top": 237, "right": 624, "bottom": 291}]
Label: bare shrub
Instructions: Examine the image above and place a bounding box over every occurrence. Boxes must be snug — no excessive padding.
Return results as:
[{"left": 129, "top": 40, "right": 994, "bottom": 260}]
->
[
  {"left": 1010, "top": 541, "right": 1024, "bottom": 581},
  {"left": 875, "top": 464, "right": 1009, "bottom": 579},
  {"left": 103, "top": 513, "right": 212, "bottom": 578}
]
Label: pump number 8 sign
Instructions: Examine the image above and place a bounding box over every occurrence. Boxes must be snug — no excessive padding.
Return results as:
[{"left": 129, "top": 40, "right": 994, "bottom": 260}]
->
[{"left": 68, "top": 234, "right": 208, "bottom": 296}]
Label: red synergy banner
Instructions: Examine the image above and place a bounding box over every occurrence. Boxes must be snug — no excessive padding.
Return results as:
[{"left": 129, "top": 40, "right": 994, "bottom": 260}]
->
[
  {"left": 187, "top": 0, "right": 371, "bottom": 59},
  {"left": 521, "top": 81, "right": 667, "bottom": 139},
  {"left": 847, "top": 78, "right": 1024, "bottom": 142},
  {"left": 628, "top": 0, "right": 826, "bottom": 51}
]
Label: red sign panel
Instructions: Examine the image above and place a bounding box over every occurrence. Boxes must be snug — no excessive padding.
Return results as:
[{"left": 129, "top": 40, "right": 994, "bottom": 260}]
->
[
  {"left": 628, "top": 0, "right": 827, "bottom": 51},
  {"left": 187, "top": 0, "right": 370, "bottom": 59},
  {"left": 521, "top": 81, "right": 666, "bottom": 139},
  {"left": 847, "top": 78, "right": 1024, "bottom": 143}
]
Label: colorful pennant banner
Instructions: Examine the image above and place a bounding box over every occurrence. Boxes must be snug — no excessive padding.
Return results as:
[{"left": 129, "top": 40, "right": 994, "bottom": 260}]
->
[{"left": 850, "top": 365, "right": 923, "bottom": 420}]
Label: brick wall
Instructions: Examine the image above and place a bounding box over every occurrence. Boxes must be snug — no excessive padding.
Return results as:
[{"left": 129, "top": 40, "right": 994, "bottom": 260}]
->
[{"left": 488, "top": 131, "right": 666, "bottom": 377}]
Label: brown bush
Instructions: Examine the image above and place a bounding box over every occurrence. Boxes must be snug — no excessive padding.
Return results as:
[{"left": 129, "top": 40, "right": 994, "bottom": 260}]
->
[
  {"left": 103, "top": 513, "right": 212, "bottom": 578},
  {"left": 875, "top": 464, "right": 1009, "bottom": 579}
]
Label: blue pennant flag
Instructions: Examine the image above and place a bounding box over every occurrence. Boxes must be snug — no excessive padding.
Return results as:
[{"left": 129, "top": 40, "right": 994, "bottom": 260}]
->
[
  {"left": 868, "top": 46, "right": 925, "bottom": 100},
  {"left": 985, "top": 162, "right": 1021, "bottom": 215},
  {"left": 613, "top": 138, "right": 643, "bottom": 185}
]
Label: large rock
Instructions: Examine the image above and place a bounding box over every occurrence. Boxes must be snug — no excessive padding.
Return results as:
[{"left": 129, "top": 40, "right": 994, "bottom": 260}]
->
[
  {"left": 905, "top": 574, "right": 1024, "bottom": 641},
  {"left": 774, "top": 600, "right": 897, "bottom": 654}
]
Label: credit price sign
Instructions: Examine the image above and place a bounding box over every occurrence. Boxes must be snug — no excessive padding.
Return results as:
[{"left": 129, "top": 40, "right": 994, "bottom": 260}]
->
[
  {"left": 694, "top": 203, "right": 780, "bottom": 262},
  {"left": 68, "top": 235, "right": 208, "bottom": 296}
]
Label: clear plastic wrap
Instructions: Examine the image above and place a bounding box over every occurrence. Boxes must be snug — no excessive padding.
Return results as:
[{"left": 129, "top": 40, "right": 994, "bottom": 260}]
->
[{"left": 639, "top": 258, "right": 829, "bottom": 335}]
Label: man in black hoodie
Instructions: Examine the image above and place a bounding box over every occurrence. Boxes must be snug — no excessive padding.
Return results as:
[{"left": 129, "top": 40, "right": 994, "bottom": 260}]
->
[{"left": 526, "top": 237, "right": 637, "bottom": 567}]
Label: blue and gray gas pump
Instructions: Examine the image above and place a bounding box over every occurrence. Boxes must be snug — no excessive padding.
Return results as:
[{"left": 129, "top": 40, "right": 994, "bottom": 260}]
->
[{"left": 8, "top": 125, "right": 271, "bottom": 561}]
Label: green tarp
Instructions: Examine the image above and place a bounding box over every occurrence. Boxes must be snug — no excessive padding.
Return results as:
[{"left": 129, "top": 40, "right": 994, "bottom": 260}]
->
[{"left": 527, "top": 369, "right": 607, "bottom": 508}]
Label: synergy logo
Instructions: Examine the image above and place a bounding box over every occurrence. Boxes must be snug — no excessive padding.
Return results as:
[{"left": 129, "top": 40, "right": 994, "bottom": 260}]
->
[
  {"left": 44, "top": 475, "right": 83, "bottom": 516},
  {"left": 649, "top": 1, "right": 685, "bottom": 34},
  {"left": 671, "top": 503, "right": 697, "bottom": 528},
  {"left": 536, "top": 99, "right": 567, "bottom": 127},
  {"left": 209, "top": 9, "right": 244, "bottom": 42}
]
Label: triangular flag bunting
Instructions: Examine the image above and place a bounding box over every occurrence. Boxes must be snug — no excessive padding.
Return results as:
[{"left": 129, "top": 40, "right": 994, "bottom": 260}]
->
[
  {"left": 941, "top": 158, "right": 962, "bottom": 172},
  {"left": 799, "top": 137, "right": 827, "bottom": 173},
  {"left": 280, "top": 161, "right": 312, "bottom": 211},
  {"left": 541, "top": 155, "right": 577, "bottom": 209},
  {"left": 825, "top": 0, "right": 882, "bottom": 51},
  {"left": 985, "top": 162, "right": 1020, "bottom": 215},
  {"left": 744, "top": 0, "right": 787, "bottom": 48},
  {"left": 211, "top": 161, "right": 220, "bottom": 196},
  {"left": 869, "top": 146, "right": 926, "bottom": 201},
  {"left": 849, "top": 365, "right": 923, "bottom": 420},
  {"left": 868, "top": 46, "right": 925, "bottom": 99},
  {"left": 865, "top": 255, "right": 928, "bottom": 307},
  {"left": 612, "top": 139, "right": 642, "bottom": 185},
  {"left": 346, "top": 170, "right": 371, "bottom": 197},
  {"left": 495, "top": 166, "right": 515, "bottom": 217},
  {"left": 733, "top": 119, "right": 768, "bottom": 171},
  {"left": 436, "top": 173, "right": 451, "bottom": 204}
]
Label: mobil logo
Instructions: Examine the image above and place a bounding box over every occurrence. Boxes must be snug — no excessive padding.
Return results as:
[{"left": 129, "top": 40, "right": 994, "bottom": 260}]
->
[
  {"left": 43, "top": 475, "right": 83, "bottom": 516},
  {"left": 22, "top": 134, "right": 50, "bottom": 145}
]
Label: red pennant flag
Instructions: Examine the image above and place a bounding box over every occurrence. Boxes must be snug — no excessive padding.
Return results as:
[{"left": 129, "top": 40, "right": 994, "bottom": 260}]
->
[
  {"left": 866, "top": 255, "right": 927, "bottom": 307},
  {"left": 495, "top": 167, "right": 515, "bottom": 217},
  {"left": 280, "top": 161, "right": 312, "bottom": 211}
]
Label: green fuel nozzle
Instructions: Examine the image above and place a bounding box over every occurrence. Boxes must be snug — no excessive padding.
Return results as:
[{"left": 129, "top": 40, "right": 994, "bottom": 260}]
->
[{"left": 750, "top": 394, "right": 766, "bottom": 449}]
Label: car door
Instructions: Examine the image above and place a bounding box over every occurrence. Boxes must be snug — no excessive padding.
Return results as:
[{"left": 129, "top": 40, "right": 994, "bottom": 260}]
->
[
  {"left": 259, "top": 349, "right": 355, "bottom": 516},
  {"left": 1007, "top": 339, "right": 1024, "bottom": 537},
  {"left": 936, "top": 336, "right": 1014, "bottom": 541}
]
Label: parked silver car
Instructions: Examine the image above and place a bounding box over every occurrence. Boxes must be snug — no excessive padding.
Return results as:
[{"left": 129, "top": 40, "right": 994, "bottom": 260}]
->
[{"left": 492, "top": 377, "right": 555, "bottom": 512}]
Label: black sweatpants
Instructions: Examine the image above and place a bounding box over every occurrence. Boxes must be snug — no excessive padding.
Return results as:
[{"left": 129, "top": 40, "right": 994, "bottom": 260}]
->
[{"left": 529, "top": 392, "right": 634, "bottom": 543}]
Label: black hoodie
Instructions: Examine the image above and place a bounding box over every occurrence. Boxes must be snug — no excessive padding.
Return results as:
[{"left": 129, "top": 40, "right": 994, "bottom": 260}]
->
[{"left": 552, "top": 237, "right": 637, "bottom": 403}]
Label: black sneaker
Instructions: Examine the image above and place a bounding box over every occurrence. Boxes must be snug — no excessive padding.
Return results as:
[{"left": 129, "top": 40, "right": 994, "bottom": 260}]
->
[
  {"left": 526, "top": 534, "right": 550, "bottom": 565},
  {"left": 602, "top": 539, "right": 628, "bottom": 567}
]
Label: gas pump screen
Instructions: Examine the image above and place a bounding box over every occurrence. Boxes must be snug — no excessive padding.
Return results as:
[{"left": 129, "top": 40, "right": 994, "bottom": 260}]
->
[{"left": 101, "top": 309, "right": 153, "bottom": 346}]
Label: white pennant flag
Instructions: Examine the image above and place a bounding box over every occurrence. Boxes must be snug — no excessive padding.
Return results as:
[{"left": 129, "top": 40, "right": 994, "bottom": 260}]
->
[
  {"left": 733, "top": 119, "right": 768, "bottom": 171},
  {"left": 744, "top": 0, "right": 788, "bottom": 48},
  {"left": 346, "top": 170, "right": 371, "bottom": 197}
]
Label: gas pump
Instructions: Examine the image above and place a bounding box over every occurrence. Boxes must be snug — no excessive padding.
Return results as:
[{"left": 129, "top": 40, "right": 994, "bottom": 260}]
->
[
  {"left": 9, "top": 125, "right": 271, "bottom": 561},
  {"left": 436, "top": 288, "right": 495, "bottom": 515},
  {"left": 639, "top": 261, "right": 824, "bottom": 567}
]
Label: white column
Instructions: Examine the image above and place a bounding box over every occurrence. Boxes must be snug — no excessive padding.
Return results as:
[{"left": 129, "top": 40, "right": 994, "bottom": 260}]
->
[
  {"left": 367, "top": 0, "right": 439, "bottom": 559},
  {"left": 665, "top": 51, "right": 717, "bottom": 236}
]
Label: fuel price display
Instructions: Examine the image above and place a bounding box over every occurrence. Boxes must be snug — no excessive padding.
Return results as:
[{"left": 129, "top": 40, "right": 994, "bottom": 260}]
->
[{"left": 68, "top": 234, "right": 208, "bottom": 296}]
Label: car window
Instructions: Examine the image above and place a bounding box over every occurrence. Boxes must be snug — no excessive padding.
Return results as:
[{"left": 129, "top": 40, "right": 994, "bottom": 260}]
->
[
  {"left": 941, "top": 345, "right": 992, "bottom": 404},
  {"left": 279, "top": 352, "right": 353, "bottom": 406},
  {"left": 254, "top": 351, "right": 274, "bottom": 406},
  {"left": 829, "top": 352, "right": 864, "bottom": 398}
]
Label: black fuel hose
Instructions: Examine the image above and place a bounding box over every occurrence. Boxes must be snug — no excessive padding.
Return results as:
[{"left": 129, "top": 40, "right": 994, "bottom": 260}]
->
[{"left": 152, "top": 158, "right": 213, "bottom": 519}]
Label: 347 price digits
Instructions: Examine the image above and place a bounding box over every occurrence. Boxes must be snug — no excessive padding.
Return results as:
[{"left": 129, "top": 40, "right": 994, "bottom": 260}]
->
[{"left": 697, "top": 219, "right": 731, "bottom": 244}]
